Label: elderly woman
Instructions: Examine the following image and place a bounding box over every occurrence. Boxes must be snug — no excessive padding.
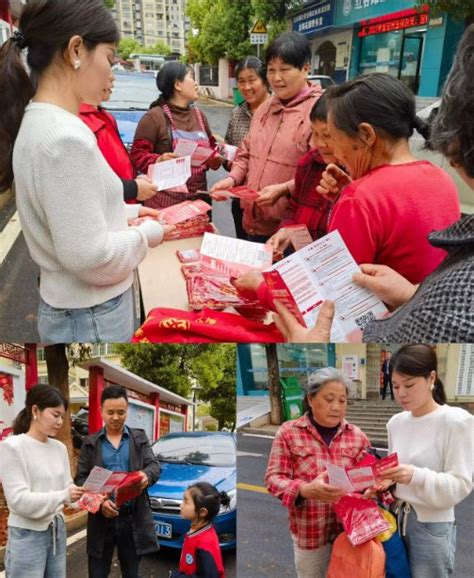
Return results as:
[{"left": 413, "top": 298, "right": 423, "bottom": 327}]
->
[
  {"left": 224, "top": 56, "right": 271, "bottom": 239},
  {"left": 274, "top": 24, "right": 474, "bottom": 343},
  {"left": 211, "top": 32, "right": 323, "bottom": 242},
  {"left": 265, "top": 368, "right": 371, "bottom": 578}
]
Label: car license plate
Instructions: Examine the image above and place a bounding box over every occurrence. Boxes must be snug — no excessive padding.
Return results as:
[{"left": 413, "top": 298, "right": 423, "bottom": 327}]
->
[{"left": 155, "top": 522, "right": 172, "bottom": 539}]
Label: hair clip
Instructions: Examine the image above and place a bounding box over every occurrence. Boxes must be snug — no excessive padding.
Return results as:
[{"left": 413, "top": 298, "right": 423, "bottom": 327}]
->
[{"left": 11, "top": 30, "right": 28, "bottom": 50}]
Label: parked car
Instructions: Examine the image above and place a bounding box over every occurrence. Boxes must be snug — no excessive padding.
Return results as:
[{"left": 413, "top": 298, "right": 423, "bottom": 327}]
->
[
  {"left": 149, "top": 431, "right": 236, "bottom": 549},
  {"left": 413, "top": 99, "right": 473, "bottom": 214},
  {"left": 308, "top": 74, "right": 335, "bottom": 89},
  {"left": 104, "top": 71, "right": 159, "bottom": 148}
]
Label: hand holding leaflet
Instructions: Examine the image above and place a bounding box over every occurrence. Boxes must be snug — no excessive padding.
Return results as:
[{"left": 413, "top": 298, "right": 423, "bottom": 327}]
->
[
  {"left": 325, "top": 453, "right": 399, "bottom": 493},
  {"left": 148, "top": 156, "right": 191, "bottom": 190},
  {"left": 269, "top": 230, "right": 389, "bottom": 341}
]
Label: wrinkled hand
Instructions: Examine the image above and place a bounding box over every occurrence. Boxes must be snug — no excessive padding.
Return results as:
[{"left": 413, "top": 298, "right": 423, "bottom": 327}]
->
[
  {"left": 68, "top": 484, "right": 85, "bottom": 503},
  {"left": 353, "top": 264, "right": 417, "bottom": 311},
  {"left": 273, "top": 300, "right": 335, "bottom": 342},
  {"left": 231, "top": 271, "right": 264, "bottom": 294},
  {"left": 266, "top": 229, "right": 291, "bottom": 259},
  {"left": 255, "top": 184, "right": 289, "bottom": 207},
  {"left": 378, "top": 464, "right": 414, "bottom": 485},
  {"left": 101, "top": 498, "right": 120, "bottom": 518},
  {"left": 363, "top": 479, "right": 394, "bottom": 499},
  {"left": 205, "top": 153, "right": 222, "bottom": 170},
  {"left": 300, "top": 471, "right": 346, "bottom": 503},
  {"left": 316, "top": 164, "right": 351, "bottom": 201},
  {"left": 210, "top": 177, "right": 235, "bottom": 201},
  {"left": 157, "top": 152, "right": 178, "bottom": 162},
  {"left": 136, "top": 176, "right": 158, "bottom": 201}
]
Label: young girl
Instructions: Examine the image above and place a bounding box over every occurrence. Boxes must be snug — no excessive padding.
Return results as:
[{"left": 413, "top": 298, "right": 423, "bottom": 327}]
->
[
  {"left": 131, "top": 62, "right": 221, "bottom": 209},
  {"left": 0, "top": 0, "right": 169, "bottom": 343},
  {"left": 0, "top": 384, "right": 83, "bottom": 578},
  {"left": 170, "top": 482, "right": 230, "bottom": 578},
  {"left": 378, "top": 344, "right": 472, "bottom": 578}
]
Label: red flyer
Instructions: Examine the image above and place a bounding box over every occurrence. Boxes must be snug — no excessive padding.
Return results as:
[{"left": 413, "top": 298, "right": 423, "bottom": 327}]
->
[
  {"left": 285, "top": 224, "right": 314, "bottom": 251},
  {"left": 218, "top": 186, "right": 259, "bottom": 201},
  {"left": 176, "top": 249, "right": 201, "bottom": 263},
  {"left": 158, "top": 200, "right": 212, "bottom": 225},
  {"left": 262, "top": 270, "right": 307, "bottom": 326}
]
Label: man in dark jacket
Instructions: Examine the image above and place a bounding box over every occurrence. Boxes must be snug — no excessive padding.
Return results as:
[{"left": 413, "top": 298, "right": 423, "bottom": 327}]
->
[
  {"left": 75, "top": 384, "right": 160, "bottom": 578},
  {"left": 381, "top": 351, "right": 394, "bottom": 401}
]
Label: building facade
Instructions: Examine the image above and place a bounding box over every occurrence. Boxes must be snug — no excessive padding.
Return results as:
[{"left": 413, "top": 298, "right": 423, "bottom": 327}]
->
[
  {"left": 292, "top": 0, "right": 465, "bottom": 96},
  {"left": 110, "top": 0, "right": 188, "bottom": 56}
]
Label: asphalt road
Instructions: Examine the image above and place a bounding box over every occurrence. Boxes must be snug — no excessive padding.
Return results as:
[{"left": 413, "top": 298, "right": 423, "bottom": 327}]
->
[
  {"left": 65, "top": 533, "right": 236, "bottom": 578},
  {"left": 0, "top": 101, "right": 234, "bottom": 343},
  {"left": 237, "top": 433, "right": 474, "bottom": 578}
]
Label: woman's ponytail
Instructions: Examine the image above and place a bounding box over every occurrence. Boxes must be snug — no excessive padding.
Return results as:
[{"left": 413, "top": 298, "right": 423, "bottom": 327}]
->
[
  {"left": 432, "top": 376, "right": 447, "bottom": 406},
  {"left": 0, "top": 38, "right": 34, "bottom": 192},
  {"left": 412, "top": 115, "right": 431, "bottom": 141},
  {"left": 219, "top": 491, "right": 231, "bottom": 509},
  {"left": 12, "top": 407, "right": 32, "bottom": 435}
]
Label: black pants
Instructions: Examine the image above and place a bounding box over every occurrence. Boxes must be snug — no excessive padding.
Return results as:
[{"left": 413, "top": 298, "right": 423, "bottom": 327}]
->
[
  {"left": 231, "top": 198, "right": 247, "bottom": 240},
  {"left": 381, "top": 376, "right": 394, "bottom": 400},
  {"left": 88, "top": 513, "right": 141, "bottom": 578}
]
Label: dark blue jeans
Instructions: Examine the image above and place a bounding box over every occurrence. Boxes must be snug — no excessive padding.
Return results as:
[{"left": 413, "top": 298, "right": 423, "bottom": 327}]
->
[{"left": 88, "top": 513, "right": 141, "bottom": 578}]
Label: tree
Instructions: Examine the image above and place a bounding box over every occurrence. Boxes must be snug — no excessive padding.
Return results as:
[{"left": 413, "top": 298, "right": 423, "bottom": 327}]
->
[
  {"left": 103, "top": 0, "right": 115, "bottom": 8},
  {"left": 265, "top": 344, "right": 283, "bottom": 425},
  {"left": 115, "top": 344, "right": 236, "bottom": 430},
  {"left": 117, "top": 38, "right": 171, "bottom": 60},
  {"left": 416, "top": 1, "right": 474, "bottom": 23},
  {"left": 44, "top": 344, "right": 92, "bottom": 471},
  {"left": 187, "top": 0, "right": 255, "bottom": 63},
  {"left": 252, "top": 0, "right": 301, "bottom": 40}
]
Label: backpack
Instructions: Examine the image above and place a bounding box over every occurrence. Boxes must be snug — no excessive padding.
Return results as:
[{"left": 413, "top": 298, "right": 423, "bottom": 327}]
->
[{"left": 327, "top": 533, "right": 386, "bottom": 578}]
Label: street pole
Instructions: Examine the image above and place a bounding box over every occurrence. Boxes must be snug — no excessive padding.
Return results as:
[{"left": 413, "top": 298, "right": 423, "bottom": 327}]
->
[
  {"left": 257, "top": 43, "right": 260, "bottom": 59},
  {"left": 192, "top": 390, "right": 196, "bottom": 432}
]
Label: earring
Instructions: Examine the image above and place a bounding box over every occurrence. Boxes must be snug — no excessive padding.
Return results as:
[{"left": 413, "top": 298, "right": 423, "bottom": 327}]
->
[
  {"left": 430, "top": 383, "right": 435, "bottom": 391},
  {"left": 73, "top": 60, "right": 81, "bottom": 70},
  {"left": 33, "top": 414, "right": 37, "bottom": 421}
]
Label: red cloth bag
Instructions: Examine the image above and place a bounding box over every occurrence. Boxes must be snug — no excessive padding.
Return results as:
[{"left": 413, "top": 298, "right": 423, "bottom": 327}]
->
[
  {"left": 133, "top": 308, "right": 284, "bottom": 343},
  {"left": 333, "top": 494, "right": 390, "bottom": 546}
]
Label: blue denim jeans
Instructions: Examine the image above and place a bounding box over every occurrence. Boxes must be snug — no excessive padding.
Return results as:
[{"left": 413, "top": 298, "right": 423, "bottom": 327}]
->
[
  {"left": 401, "top": 508, "right": 456, "bottom": 578},
  {"left": 38, "top": 285, "right": 136, "bottom": 344},
  {"left": 5, "top": 516, "right": 66, "bottom": 578}
]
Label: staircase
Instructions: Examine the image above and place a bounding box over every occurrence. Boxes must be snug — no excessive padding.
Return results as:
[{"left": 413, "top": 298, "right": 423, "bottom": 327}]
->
[{"left": 346, "top": 400, "right": 402, "bottom": 449}]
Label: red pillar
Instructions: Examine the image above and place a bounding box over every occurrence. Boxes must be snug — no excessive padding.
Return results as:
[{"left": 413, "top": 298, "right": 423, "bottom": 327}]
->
[
  {"left": 88, "top": 366, "right": 104, "bottom": 434},
  {"left": 0, "top": 2, "right": 12, "bottom": 26},
  {"left": 24, "top": 344, "right": 38, "bottom": 390},
  {"left": 181, "top": 404, "right": 188, "bottom": 432},
  {"left": 151, "top": 393, "right": 160, "bottom": 442}
]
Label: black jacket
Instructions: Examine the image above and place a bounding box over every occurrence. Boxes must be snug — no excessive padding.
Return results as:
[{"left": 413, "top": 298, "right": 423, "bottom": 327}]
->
[{"left": 75, "top": 427, "right": 160, "bottom": 558}]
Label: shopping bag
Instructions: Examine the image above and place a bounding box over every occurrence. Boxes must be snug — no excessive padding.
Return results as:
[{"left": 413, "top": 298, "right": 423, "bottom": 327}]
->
[
  {"left": 333, "top": 494, "right": 390, "bottom": 546},
  {"left": 327, "top": 533, "right": 386, "bottom": 578}
]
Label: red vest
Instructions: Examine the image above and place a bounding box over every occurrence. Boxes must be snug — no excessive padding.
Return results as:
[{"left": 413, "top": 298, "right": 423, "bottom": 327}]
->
[{"left": 79, "top": 103, "right": 136, "bottom": 181}]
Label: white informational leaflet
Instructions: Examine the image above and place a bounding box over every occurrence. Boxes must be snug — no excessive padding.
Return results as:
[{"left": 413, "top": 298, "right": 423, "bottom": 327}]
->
[
  {"left": 149, "top": 156, "right": 191, "bottom": 190},
  {"left": 200, "top": 232, "right": 273, "bottom": 277},
  {"left": 174, "top": 139, "right": 198, "bottom": 158},
  {"left": 82, "top": 466, "right": 127, "bottom": 493},
  {"left": 325, "top": 462, "right": 354, "bottom": 493},
  {"left": 271, "top": 230, "right": 388, "bottom": 342}
]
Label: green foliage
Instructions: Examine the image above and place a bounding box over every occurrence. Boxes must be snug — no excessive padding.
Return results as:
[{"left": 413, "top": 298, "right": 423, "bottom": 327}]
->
[
  {"left": 116, "top": 344, "right": 236, "bottom": 430},
  {"left": 187, "top": 0, "right": 255, "bottom": 63},
  {"left": 416, "top": 0, "right": 474, "bottom": 21},
  {"left": 251, "top": 0, "right": 302, "bottom": 22},
  {"left": 118, "top": 37, "right": 171, "bottom": 60},
  {"left": 103, "top": 0, "right": 115, "bottom": 8}
]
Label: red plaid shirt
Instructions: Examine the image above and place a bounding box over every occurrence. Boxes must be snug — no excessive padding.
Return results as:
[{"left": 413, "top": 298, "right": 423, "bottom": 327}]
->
[
  {"left": 280, "top": 149, "right": 333, "bottom": 240},
  {"left": 264, "top": 413, "right": 371, "bottom": 549}
]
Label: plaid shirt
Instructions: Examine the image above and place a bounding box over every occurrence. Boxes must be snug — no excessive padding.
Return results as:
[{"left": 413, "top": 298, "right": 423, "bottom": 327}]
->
[
  {"left": 224, "top": 102, "right": 252, "bottom": 147},
  {"left": 265, "top": 413, "right": 371, "bottom": 550},
  {"left": 280, "top": 149, "right": 333, "bottom": 239}
]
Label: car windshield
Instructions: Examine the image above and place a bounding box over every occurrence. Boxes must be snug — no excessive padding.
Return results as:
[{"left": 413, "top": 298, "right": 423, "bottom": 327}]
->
[
  {"left": 153, "top": 435, "right": 236, "bottom": 467},
  {"left": 105, "top": 72, "right": 158, "bottom": 110}
]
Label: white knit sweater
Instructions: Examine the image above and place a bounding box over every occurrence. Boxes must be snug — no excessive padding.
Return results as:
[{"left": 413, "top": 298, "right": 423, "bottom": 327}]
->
[
  {"left": 13, "top": 102, "right": 163, "bottom": 308},
  {"left": 388, "top": 404, "right": 473, "bottom": 522},
  {"left": 0, "top": 434, "right": 72, "bottom": 531}
]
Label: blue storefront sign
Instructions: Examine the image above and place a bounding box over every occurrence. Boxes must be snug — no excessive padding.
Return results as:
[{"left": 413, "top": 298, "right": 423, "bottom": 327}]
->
[
  {"left": 335, "top": 0, "right": 412, "bottom": 27},
  {"left": 293, "top": 1, "right": 335, "bottom": 35}
]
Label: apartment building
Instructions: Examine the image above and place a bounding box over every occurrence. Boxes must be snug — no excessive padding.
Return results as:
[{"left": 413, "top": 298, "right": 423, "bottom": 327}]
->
[{"left": 110, "top": 0, "right": 188, "bottom": 55}]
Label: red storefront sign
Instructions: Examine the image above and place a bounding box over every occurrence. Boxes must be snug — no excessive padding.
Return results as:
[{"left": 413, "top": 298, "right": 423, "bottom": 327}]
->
[
  {"left": 0, "top": 343, "right": 27, "bottom": 365},
  {"left": 358, "top": 6, "right": 429, "bottom": 37}
]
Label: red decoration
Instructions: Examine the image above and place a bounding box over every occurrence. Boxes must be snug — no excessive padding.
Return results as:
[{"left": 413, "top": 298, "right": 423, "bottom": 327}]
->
[{"left": 0, "top": 373, "right": 14, "bottom": 406}]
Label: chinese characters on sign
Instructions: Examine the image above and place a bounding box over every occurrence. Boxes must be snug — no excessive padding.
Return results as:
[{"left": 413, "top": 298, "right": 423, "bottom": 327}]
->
[
  {"left": 359, "top": 12, "right": 429, "bottom": 37},
  {"left": 293, "top": 1, "right": 334, "bottom": 35}
]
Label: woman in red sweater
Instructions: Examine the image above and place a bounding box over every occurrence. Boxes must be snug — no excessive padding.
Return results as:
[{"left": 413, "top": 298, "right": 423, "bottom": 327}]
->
[{"left": 320, "top": 73, "right": 460, "bottom": 285}]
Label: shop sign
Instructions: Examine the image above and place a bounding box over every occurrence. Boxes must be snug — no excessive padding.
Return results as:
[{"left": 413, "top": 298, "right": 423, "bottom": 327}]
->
[
  {"left": 161, "top": 401, "right": 182, "bottom": 413},
  {"left": 0, "top": 343, "right": 27, "bottom": 365},
  {"left": 336, "top": 0, "right": 411, "bottom": 27},
  {"left": 292, "top": 1, "right": 334, "bottom": 35},
  {"left": 359, "top": 11, "right": 429, "bottom": 37}
]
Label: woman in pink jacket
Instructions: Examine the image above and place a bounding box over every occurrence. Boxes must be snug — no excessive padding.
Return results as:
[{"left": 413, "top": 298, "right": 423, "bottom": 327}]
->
[{"left": 211, "top": 32, "right": 323, "bottom": 242}]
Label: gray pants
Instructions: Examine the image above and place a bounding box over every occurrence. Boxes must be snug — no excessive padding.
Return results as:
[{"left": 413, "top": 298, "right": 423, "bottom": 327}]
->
[{"left": 292, "top": 536, "right": 332, "bottom": 578}]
